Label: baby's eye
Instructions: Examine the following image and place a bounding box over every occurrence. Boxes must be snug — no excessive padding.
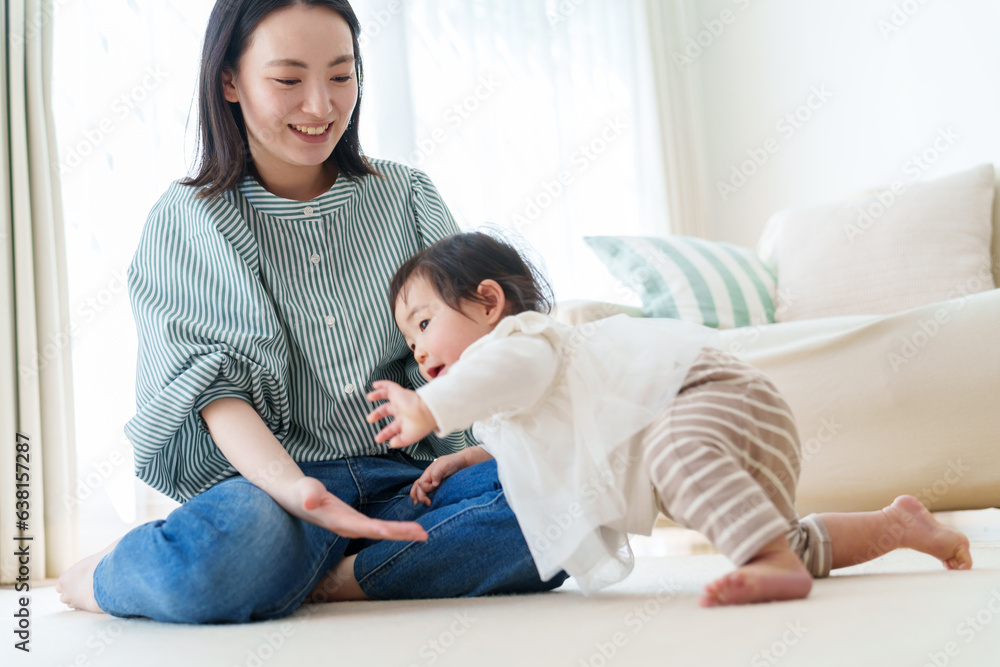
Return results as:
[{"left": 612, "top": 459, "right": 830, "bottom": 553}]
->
[{"left": 419, "top": 320, "right": 429, "bottom": 331}]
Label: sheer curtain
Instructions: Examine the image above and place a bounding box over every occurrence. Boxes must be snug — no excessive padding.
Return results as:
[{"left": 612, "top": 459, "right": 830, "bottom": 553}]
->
[
  {"left": 52, "top": 0, "right": 212, "bottom": 556},
  {"left": 357, "top": 0, "right": 670, "bottom": 303}
]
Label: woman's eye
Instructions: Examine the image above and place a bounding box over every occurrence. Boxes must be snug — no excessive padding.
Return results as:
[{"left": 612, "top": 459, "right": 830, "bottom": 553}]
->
[
  {"left": 275, "top": 79, "right": 299, "bottom": 86},
  {"left": 419, "top": 320, "right": 429, "bottom": 331},
  {"left": 332, "top": 76, "right": 353, "bottom": 83}
]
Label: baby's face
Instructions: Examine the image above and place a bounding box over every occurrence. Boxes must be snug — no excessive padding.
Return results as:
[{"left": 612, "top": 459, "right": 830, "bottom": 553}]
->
[{"left": 394, "top": 276, "right": 496, "bottom": 382}]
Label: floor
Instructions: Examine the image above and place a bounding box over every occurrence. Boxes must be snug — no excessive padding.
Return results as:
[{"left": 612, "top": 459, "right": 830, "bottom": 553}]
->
[{"left": 5, "top": 507, "right": 1000, "bottom": 667}]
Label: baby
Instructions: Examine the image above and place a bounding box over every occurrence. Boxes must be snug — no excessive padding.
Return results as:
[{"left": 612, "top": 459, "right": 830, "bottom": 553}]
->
[{"left": 366, "top": 231, "right": 972, "bottom": 606}]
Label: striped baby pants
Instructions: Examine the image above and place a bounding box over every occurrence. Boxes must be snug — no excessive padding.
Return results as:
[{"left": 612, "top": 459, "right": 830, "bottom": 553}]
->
[{"left": 641, "top": 347, "right": 832, "bottom": 577}]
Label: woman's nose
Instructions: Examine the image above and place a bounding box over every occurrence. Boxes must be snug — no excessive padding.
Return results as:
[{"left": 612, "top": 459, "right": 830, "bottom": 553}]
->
[{"left": 301, "top": 81, "right": 334, "bottom": 117}]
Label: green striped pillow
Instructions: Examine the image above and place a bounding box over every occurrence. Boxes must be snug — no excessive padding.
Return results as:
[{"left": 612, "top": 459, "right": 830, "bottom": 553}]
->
[{"left": 584, "top": 235, "right": 777, "bottom": 328}]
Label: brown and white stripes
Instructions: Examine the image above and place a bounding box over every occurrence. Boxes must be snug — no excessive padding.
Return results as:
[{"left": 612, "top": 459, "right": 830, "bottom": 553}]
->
[{"left": 641, "top": 347, "right": 832, "bottom": 577}]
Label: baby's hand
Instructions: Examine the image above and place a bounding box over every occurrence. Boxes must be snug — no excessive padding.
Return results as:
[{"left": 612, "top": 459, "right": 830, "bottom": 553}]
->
[
  {"left": 366, "top": 380, "right": 438, "bottom": 449},
  {"left": 410, "top": 452, "right": 472, "bottom": 506}
]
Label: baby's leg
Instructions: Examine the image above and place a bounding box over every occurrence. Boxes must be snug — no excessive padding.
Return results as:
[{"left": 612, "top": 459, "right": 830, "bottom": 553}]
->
[
  {"left": 643, "top": 349, "right": 818, "bottom": 606},
  {"left": 819, "top": 494, "right": 971, "bottom": 571}
]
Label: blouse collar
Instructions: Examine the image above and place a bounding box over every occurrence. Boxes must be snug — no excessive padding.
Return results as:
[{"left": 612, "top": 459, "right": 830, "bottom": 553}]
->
[{"left": 237, "top": 172, "right": 358, "bottom": 220}]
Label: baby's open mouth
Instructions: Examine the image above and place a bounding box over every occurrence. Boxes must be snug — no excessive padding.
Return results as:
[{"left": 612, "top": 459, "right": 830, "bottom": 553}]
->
[{"left": 427, "top": 365, "right": 444, "bottom": 379}]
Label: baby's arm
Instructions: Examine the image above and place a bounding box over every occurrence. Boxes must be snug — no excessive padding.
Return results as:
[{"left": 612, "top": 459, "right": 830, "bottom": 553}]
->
[
  {"left": 365, "top": 334, "right": 558, "bottom": 447},
  {"left": 201, "top": 398, "right": 427, "bottom": 541}
]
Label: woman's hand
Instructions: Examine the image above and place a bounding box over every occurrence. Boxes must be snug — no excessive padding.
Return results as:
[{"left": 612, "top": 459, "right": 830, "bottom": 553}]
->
[
  {"left": 366, "top": 380, "right": 438, "bottom": 448},
  {"left": 292, "top": 476, "right": 428, "bottom": 541}
]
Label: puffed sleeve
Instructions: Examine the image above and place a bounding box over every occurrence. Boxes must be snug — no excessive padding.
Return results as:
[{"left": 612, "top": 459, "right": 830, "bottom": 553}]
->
[
  {"left": 123, "top": 183, "right": 291, "bottom": 502},
  {"left": 401, "top": 167, "right": 474, "bottom": 453},
  {"left": 418, "top": 332, "right": 559, "bottom": 437}
]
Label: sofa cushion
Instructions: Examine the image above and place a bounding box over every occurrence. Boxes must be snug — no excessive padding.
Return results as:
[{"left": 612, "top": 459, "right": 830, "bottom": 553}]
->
[
  {"left": 765, "top": 164, "right": 996, "bottom": 322},
  {"left": 583, "top": 235, "right": 777, "bottom": 328}
]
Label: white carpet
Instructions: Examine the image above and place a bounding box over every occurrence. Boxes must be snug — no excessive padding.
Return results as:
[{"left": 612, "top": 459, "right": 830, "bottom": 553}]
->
[{"left": 5, "top": 546, "right": 1000, "bottom": 667}]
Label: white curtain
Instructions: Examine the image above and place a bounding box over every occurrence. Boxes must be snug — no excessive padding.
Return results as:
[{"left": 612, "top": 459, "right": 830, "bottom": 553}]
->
[
  {"left": 1, "top": 0, "right": 77, "bottom": 583},
  {"left": 357, "top": 0, "right": 674, "bottom": 304},
  {"left": 51, "top": 1, "right": 209, "bottom": 558},
  {"left": 642, "top": 0, "right": 712, "bottom": 239}
]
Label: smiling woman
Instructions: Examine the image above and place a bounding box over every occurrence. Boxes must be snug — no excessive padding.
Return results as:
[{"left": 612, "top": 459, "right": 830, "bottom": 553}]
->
[{"left": 188, "top": 2, "right": 372, "bottom": 201}]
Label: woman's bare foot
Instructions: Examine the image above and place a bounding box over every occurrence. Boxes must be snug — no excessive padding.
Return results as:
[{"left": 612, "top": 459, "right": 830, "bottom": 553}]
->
[
  {"left": 884, "top": 495, "right": 973, "bottom": 570},
  {"left": 701, "top": 537, "right": 812, "bottom": 607},
  {"left": 55, "top": 539, "right": 120, "bottom": 613},
  {"left": 305, "top": 554, "right": 370, "bottom": 603}
]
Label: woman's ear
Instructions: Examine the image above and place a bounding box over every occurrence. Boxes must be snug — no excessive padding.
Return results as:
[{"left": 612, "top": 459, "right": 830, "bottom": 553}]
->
[
  {"left": 477, "top": 280, "right": 507, "bottom": 324},
  {"left": 222, "top": 67, "right": 240, "bottom": 104}
]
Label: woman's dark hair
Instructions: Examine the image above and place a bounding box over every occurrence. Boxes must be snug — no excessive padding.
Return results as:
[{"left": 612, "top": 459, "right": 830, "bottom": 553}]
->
[
  {"left": 182, "top": 0, "right": 378, "bottom": 199},
  {"left": 389, "top": 232, "right": 554, "bottom": 319}
]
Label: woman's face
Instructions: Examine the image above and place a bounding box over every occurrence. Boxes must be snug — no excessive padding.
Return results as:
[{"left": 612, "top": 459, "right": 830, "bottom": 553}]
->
[{"left": 222, "top": 4, "right": 358, "bottom": 190}]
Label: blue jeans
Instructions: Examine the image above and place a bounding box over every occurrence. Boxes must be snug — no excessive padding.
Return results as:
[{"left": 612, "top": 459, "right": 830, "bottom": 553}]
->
[{"left": 93, "top": 453, "right": 567, "bottom": 623}]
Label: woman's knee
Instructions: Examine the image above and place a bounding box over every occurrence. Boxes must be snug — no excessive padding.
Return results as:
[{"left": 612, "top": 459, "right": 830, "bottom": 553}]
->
[{"left": 144, "top": 481, "right": 307, "bottom": 621}]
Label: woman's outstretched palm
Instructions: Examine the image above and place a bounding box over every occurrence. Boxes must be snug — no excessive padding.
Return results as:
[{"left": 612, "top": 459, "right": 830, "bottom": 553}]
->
[{"left": 294, "top": 477, "right": 428, "bottom": 541}]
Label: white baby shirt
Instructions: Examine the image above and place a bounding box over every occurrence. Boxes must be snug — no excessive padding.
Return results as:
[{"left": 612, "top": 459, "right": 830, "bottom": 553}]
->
[{"left": 417, "top": 311, "right": 717, "bottom": 593}]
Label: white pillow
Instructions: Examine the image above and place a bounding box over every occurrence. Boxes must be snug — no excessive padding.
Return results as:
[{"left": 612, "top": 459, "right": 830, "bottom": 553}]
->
[{"left": 768, "top": 164, "right": 996, "bottom": 322}]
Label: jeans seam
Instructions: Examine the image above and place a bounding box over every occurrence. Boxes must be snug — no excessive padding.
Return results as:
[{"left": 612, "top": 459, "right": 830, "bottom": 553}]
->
[
  {"left": 356, "top": 489, "right": 506, "bottom": 597},
  {"left": 346, "top": 458, "right": 367, "bottom": 506}
]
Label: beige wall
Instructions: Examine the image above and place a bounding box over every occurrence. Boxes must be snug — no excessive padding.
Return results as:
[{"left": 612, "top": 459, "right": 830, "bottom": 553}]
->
[{"left": 682, "top": 0, "right": 1000, "bottom": 249}]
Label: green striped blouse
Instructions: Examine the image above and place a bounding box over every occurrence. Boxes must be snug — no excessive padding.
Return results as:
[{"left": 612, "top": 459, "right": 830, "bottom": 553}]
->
[{"left": 124, "top": 160, "right": 466, "bottom": 502}]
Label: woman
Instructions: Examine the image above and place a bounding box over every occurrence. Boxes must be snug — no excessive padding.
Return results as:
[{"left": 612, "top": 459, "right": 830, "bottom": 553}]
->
[{"left": 56, "top": 0, "right": 566, "bottom": 623}]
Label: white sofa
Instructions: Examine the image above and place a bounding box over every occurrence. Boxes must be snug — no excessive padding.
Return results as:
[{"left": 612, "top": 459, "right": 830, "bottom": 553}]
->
[{"left": 556, "top": 172, "right": 1000, "bottom": 515}]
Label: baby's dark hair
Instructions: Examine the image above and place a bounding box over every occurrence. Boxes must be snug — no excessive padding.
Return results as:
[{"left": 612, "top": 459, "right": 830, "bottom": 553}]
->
[{"left": 389, "top": 232, "right": 553, "bottom": 318}]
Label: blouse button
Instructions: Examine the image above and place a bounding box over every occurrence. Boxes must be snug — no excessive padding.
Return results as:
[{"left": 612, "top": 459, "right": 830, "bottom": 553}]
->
[
  {"left": 310, "top": 253, "right": 321, "bottom": 265},
  {"left": 344, "top": 383, "right": 356, "bottom": 394},
  {"left": 325, "top": 315, "right": 336, "bottom": 327},
  {"left": 303, "top": 206, "right": 315, "bottom": 216}
]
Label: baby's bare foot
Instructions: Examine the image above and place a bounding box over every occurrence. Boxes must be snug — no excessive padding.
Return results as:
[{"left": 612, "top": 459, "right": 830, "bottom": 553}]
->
[
  {"left": 701, "top": 542, "right": 812, "bottom": 607},
  {"left": 884, "top": 495, "right": 973, "bottom": 570},
  {"left": 55, "top": 540, "right": 119, "bottom": 613}
]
